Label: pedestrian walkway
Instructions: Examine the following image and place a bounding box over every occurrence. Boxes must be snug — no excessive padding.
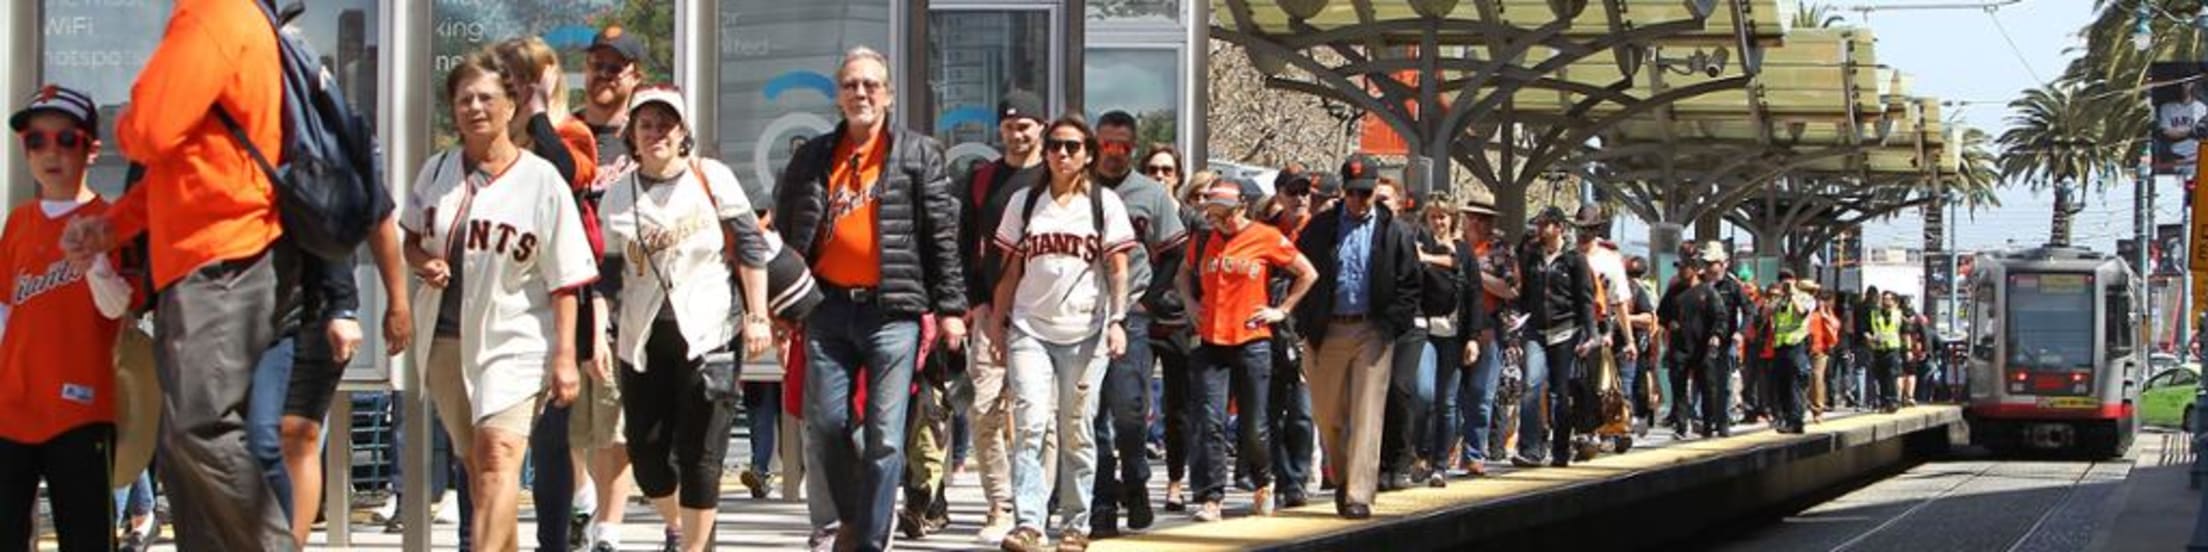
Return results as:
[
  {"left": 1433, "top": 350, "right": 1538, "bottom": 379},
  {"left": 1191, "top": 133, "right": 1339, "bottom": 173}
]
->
[{"left": 80, "top": 404, "right": 1950, "bottom": 551}]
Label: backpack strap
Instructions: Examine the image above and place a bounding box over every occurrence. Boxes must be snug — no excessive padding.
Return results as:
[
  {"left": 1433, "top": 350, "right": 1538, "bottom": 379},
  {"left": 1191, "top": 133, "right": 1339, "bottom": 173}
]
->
[{"left": 212, "top": 107, "right": 283, "bottom": 192}]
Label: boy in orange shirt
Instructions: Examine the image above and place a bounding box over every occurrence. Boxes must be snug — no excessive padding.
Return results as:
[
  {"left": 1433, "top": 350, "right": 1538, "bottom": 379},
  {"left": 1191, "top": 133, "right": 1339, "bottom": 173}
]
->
[{"left": 0, "top": 85, "right": 140, "bottom": 551}]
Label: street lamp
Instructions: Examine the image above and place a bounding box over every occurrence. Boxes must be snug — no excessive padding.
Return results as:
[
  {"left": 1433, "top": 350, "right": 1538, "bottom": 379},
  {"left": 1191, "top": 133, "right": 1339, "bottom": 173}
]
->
[{"left": 2136, "top": 2, "right": 2155, "bottom": 52}]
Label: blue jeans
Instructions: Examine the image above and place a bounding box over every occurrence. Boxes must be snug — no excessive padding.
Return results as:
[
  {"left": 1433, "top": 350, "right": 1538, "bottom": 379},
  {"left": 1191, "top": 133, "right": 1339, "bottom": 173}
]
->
[
  {"left": 248, "top": 337, "right": 295, "bottom": 520},
  {"left": 114, "top": 470, "right": 154, "bottom": 523},
  {"left": 1382, "top": 332, "right": 1433, "bottom": 475},
  {"left": 1618, "top": 354, "right": 1641, "bottom": 421},
  {"left": 1006, "top": 328, "right": 1108, "bottom": 531},
  {"left": 1426, "top": 334, "right": 1465, "bottom": 462},
  {"left": 1702, "top": 350, "right": 1738, "bottom": 433},
  {"left": 1191, "top": 340, "right": 1272, "bottom": 503},
  {"left": 743, "top": 382, "right": 781, "bottom": 472},
  {"left": 1775, "top": 344, "right": 1810, "bottom": 428},
  {"left": 1457, "top": 335, "right": 1501, "bottom": 464},
  {"left": 1267, "top": 333, "right": 1314, "bottom": 498},
  {"left": 801, "top": 295, "right": 919, "bottom": 551},
  {"left": 1093, "top": 313, "right": 1153, "bottom": 518},
  {"left": 530, "top": 404, "right": 575, "bottom": 548},
  {"left": 1515, "top": 338, "right": 1551, "bottom": 460}
]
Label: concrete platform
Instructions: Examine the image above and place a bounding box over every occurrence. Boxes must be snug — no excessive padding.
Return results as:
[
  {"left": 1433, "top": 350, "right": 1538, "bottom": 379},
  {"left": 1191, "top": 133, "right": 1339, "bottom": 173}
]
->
[
  {"left": 79, "top": 406, "right": 1961, "bottom": 551},
  {"left": 1093, "top": 406, "right": 1963, "bottom": 551}
]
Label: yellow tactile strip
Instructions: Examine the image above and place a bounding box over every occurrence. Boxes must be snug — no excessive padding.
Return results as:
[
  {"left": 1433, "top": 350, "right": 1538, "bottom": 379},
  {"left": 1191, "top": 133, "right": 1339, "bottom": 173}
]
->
[{"left": 1090, "top": 406, "right": 1962, "bottom": 552}]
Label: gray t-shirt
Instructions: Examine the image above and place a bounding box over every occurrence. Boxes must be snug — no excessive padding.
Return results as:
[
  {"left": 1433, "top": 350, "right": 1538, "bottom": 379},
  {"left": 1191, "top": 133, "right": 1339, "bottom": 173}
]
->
[{"left": 1099, "top": 171, "right": 1187, "bottom": 313}]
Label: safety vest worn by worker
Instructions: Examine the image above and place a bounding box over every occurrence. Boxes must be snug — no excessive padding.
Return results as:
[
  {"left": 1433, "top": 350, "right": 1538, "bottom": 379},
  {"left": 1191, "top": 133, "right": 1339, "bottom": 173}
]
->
[
  {"left": 1870, "top": 308, "right": 1903, "bottom": 352},
  {"left": 1774, "top": 293, "right": 1811, "bottom": 347}
]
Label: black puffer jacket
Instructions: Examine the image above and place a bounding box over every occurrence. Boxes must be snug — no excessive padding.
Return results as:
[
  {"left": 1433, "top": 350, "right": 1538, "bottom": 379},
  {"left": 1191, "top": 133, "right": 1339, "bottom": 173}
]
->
[{"left": 775, "top": 123, "right": 967, "bottom": 317}]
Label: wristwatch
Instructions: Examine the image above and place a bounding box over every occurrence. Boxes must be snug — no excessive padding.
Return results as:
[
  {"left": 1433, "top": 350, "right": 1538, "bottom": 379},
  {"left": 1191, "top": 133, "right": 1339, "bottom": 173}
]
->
[{"left": 329, "top": 309, "right": 359, "bottom": 321}]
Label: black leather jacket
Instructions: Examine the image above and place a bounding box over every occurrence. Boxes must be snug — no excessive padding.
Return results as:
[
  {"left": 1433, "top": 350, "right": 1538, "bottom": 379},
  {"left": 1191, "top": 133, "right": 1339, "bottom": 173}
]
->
[
  {"left": 774, "top": 123, "right": 967, "bottom": 317},
  {"left": 1517, "top": 243, "right": 1595, "bottom": 348}
]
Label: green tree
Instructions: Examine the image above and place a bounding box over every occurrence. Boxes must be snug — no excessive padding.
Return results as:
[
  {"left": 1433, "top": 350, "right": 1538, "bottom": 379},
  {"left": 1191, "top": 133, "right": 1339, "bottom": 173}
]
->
[
  {"left": 1996, "top": 81, "right": 2113, "bottom": 246},
  {"left": 1791, "top": 2, "right": 1847, "bottom": 29}
]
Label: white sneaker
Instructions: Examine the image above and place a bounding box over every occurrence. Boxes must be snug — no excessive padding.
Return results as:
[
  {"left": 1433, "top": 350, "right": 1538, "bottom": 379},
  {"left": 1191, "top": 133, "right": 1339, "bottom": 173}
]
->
[
  {"left": 976, "top": 512, "right": 1014, "bottom": 545},
  {"left": 432, "top": 501, "right": 460, "bottom": 525}
]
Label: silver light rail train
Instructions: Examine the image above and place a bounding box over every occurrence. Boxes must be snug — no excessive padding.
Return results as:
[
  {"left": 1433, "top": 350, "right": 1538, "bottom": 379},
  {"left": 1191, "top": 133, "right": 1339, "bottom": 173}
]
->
[{"left": 1961, "top": 246, "right": 2143, "bottom": 457}]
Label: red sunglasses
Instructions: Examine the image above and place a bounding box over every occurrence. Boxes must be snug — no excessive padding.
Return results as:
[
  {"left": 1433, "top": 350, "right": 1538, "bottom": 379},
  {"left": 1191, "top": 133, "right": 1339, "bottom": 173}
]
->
[{"left": 19, "top": 128, "right": 87, "bottom": 152}]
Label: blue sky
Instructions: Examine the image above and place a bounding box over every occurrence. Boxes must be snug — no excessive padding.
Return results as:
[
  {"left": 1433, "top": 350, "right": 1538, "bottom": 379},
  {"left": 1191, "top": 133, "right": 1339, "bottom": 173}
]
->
[{"left": 1821, "top": 0, "right": 2179, "bottom": 253}]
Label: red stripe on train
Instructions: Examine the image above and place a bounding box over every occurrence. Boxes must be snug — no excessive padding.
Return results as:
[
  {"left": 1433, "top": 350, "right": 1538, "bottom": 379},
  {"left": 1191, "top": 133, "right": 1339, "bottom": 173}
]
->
[{"left": 1968, "top": 403, "right": 2134, "bottom": 420}]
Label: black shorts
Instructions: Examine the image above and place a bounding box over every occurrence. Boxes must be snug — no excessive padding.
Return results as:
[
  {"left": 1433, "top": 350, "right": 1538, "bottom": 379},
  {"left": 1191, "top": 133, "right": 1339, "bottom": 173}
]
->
[{"left": 283, "top": 322, "right": 344, "bottom": 421}]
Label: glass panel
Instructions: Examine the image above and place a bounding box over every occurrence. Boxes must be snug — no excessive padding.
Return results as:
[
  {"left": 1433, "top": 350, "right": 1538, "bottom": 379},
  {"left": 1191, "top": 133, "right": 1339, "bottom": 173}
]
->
[
  {"left": 715, "top": 0, "right": 893, "bottom": 191},
  {"left": 430, "top": 0, "right": 675, "bottom": 149},
  {"left": 1088, "top": 0, "right": 1180, "bottom": 25},
  {"left": 2006, "top": 273, "right": 2095, "bottom": 371},
  {"left": 927, "top": 9, "right": 1053, "bottom": 169},
  {"left": 1084, "top": 47, "right": 1179, "bottom": 149}
]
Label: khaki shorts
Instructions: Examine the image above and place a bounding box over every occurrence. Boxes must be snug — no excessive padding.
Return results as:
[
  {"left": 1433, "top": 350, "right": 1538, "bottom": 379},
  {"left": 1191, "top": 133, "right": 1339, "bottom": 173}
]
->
[
  {"left": 427, "top": 337, "right": 543, "bottom": 448},
  {"left": 478, "top": 391, "right": 543, "bottom": 437},
  {"left": 569, "top": 367, "right": 626, "bottom": 448}
]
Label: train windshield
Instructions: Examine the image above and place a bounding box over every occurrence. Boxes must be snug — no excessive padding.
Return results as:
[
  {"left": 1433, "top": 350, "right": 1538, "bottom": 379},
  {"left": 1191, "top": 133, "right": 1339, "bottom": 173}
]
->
[{"left": 2007, "top": 273, "right": 2095, "bottom": 371}]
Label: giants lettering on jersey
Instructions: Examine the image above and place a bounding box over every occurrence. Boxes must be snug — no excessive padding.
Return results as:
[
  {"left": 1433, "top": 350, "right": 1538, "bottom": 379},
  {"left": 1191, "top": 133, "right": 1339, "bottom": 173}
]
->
[
  {"left": 468, "top": 219, "right": 542, "bottom": 263},
  {"left": 1022, "top": 233, "right": 1105, "bottom": 263},
  {"left": 1203, "top": 255, "right": 1266, "bottom": 279},
  {"left": 12, "top": 259, "right": 84, "bottom": 305}
]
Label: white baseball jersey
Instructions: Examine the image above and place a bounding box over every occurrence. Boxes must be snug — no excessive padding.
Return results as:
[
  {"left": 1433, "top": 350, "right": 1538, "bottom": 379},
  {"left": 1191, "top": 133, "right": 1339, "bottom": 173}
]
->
[
  {"left": 401, "top": 150, "right": 598, "bottom": 424},
  {"left": 993, "top": 185, "right": 1137, "bottom": 345},
  {"left": 599, "top": 158, "right": 753, "bottom": 370},
  {"left": 2161, "top": 101, "right": 2206, "bottom": 164},
  {"left": 1586, "top": 244, "right": 1633, "bottom": 317}
]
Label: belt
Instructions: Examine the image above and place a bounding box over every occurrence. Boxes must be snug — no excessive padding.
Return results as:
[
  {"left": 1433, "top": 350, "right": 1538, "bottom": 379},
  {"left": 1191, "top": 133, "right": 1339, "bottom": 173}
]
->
[
  {"left": 822, "top": 284, "right": 878, "bottom": 304},
  {"left": 1329, "top": 314, "right": 1369, "bottom": 324}
]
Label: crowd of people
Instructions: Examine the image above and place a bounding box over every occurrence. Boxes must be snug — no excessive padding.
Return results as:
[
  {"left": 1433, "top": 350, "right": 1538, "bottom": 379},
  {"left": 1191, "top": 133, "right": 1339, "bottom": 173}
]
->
[{"left": 0, "top": 8, "right": 1959, "bottom": 552}]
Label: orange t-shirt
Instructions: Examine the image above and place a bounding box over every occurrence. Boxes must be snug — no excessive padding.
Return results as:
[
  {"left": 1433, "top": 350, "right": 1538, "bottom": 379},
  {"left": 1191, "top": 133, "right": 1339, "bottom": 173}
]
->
[
  {"left": 814, "top": 132, "right": 889, "bottom": 288},
  {"left": 112, "top": 0, "right": 285, "bottom": 288},
  {"left": 1196, "top": 223, "right": 1301, "bottom": 346},
  {"left": 0, "top": 201, "right": 129, "bottom": 443}
]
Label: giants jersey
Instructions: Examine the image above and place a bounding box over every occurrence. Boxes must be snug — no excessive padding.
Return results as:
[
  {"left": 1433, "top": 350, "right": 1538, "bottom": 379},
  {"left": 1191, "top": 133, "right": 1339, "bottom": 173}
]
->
[
  {"left": 0, "top": 199, "right": 133, "bottom": 443},
  {"left": 994, "top": 185, "right": 1136, "bottom": 345},
  {"left": 403, "top": 151, "right": 599, "bottom": 423}
]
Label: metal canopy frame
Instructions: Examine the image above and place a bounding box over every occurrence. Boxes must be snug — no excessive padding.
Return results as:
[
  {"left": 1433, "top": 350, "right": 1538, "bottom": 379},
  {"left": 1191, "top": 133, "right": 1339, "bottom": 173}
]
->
[{"left": 1210, "top": 0, "right": 1781, "bottom": 228}]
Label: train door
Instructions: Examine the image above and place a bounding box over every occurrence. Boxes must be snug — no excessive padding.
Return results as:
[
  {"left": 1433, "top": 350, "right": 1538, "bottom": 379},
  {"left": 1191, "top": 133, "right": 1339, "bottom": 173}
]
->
[{"left": 1967, "top": 272, "right": 1998, "bottom": 402}]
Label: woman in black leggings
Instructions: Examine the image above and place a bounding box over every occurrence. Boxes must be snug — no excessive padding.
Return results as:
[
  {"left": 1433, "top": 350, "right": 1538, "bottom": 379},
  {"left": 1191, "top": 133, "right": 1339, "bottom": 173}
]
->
[{"left": 598, "top": 86, "right": 773, "bottom": 552}]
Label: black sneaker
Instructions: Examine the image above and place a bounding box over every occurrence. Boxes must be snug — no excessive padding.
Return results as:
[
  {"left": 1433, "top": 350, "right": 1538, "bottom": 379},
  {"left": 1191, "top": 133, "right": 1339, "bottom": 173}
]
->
[
  {"left": 592, "top": 542, "right": 616, "bottom": 552},
  {"left": 898, "top": 508, "right": 931, "bottom": 539},
  {"left": 1125, "top": 497, "right": 1154, "bottom": 530},
  {"left": 1090, "top": 509, "right": 1121, "bottom": 538},
  {"left": 569, "top": 513, "right": 591, "bottom": 551}
]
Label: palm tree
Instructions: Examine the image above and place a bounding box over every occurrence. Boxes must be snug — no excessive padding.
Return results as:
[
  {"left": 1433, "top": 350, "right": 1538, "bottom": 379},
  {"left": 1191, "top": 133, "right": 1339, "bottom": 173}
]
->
[
  {"left": 1997, "top": 81, "right": 2115, "bottom": 246},
  {"left": 1791, "top": 2, "right": 1847, "bottom": 29},
  {"left": 1953, "top": 127, "right": 2004, "bottom": 211}
]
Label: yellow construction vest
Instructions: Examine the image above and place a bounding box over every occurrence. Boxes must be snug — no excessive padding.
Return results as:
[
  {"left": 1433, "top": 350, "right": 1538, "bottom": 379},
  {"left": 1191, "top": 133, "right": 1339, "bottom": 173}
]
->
[
  {"left": 1774, "top": 295, "right": 1810, "bottom": 347},
  {"left": 1870, "top": 309, "right": 1902, "bottom": 351}
]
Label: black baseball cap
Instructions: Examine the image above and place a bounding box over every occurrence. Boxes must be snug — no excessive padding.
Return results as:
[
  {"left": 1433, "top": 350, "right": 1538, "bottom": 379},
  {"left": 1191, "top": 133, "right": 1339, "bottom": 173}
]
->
[
  {"left": 998, "top": 90, "right": 1045, "bottom": 125},
  {"left": 588, "top": 26, "right": 648, "bottom": 63},
  {"left": 1339, "top": 153, "right": 1380, "bottom": 192},
  {"left": 1275, "top": 169, "right": 1313, "bottom": 195}
]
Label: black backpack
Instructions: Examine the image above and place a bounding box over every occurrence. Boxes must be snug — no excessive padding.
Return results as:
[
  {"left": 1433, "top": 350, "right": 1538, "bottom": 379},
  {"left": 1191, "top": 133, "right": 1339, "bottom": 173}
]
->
[{"left": 216, "top": 1, "right": 391, "bottom": 262}]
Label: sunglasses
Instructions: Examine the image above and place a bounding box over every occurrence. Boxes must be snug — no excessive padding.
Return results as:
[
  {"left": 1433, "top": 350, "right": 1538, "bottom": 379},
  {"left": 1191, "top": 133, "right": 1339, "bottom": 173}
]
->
[
  {"left": 589, "top": 62, "right": 631, "bottom": 77},
  {"left": 1346, "top": 188, "right": 1375, "bottom": 198},
  {"left": 1045, "top": 138, "right": 1086, "bottom": 156},
  {"left": 1098, "top": 140, "right": 1133, "bottom": 157},
  {"left": 19, "top": 128, "right": 86, "bottom": 152},
  {"left": 1143, "top": 164, "right": 1177, "bottom": 176}
]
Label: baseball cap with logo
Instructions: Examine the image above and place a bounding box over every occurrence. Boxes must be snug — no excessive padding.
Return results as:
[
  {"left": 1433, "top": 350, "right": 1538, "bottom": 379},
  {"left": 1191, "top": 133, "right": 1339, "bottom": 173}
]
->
[
  {"left": 1339, "top": 153, "right": 1380, "bottom": 192},
  {"left": 998, "top": 90, "right": 1046, "bottom": 125},
  {"left": 10, "top": 84, "right": 97, "bottom": 138},
  {"left": 589, "top": 26, "right": 648, "bottom": 63}
]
